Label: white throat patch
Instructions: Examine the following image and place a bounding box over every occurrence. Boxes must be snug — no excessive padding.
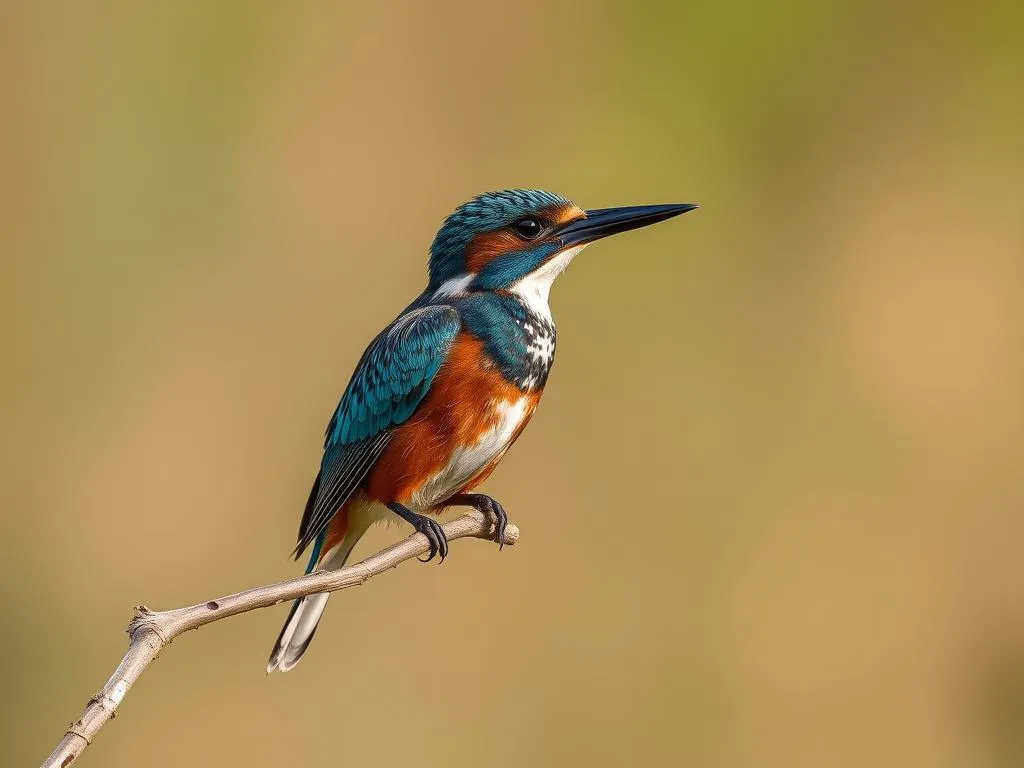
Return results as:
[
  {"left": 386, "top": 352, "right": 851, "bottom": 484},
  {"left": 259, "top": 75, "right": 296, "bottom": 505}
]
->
[{"left": 509, "top": 244, "right": 586, "bottom": 323}]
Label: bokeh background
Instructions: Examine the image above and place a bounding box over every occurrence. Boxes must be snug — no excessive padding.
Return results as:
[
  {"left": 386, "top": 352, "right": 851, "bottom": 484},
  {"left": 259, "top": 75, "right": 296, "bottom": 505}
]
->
[{"left": 4, "top": 1, "right": 1024, "bottom": 766}]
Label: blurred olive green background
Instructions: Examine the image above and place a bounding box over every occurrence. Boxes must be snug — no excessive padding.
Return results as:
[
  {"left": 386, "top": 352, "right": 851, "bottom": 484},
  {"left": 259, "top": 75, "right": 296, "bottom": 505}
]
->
[{"left": 4, "top": 1, "right": 1024, "bottom": 766}]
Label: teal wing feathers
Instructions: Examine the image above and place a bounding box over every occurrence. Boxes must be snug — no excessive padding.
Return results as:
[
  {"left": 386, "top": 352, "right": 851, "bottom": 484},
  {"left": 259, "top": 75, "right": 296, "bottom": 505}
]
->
[{"left": 293, "top": 305, "right": 461, "bottom": 558}]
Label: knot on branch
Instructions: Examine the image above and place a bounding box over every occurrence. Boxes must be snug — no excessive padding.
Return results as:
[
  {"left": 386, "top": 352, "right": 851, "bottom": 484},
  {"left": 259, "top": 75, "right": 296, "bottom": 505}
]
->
[{"left": 128, "top": 605, "right": 170, "bottom": 645}]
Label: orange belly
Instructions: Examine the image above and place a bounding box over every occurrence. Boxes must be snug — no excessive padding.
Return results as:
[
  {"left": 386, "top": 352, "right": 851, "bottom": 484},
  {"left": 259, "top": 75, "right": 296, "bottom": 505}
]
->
[{"left": 362, "top": 332, "right": 540, "bottom": 508}]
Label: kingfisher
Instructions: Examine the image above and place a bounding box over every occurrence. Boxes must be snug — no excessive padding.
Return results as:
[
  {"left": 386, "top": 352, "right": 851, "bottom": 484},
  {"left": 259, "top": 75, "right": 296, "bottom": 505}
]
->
[{"left": 267, "top": 189, "right": 697, "bottom": 672}]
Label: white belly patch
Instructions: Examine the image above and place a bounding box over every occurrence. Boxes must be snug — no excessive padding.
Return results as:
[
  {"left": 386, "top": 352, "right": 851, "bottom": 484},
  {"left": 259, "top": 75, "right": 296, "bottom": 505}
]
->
[{"left": 411, "top": 397, "right": 530, "bottom": 509}]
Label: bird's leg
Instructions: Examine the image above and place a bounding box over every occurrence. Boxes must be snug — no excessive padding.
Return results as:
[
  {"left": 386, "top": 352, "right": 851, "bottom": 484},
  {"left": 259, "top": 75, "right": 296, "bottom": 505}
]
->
[
  {"left": 446, "top": 493, "right": 508, "bottom": 550},
  {"left": 386, "top": 502, "right": 448, "bottom": 563}
]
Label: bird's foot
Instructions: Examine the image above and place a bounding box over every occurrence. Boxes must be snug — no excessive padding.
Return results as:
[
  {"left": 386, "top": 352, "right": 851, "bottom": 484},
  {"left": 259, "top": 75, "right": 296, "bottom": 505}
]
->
[
  {"left": 387, "top": 502, "right": 449, "bottom": 563},
  {"left": 449, "top": 493, "right": 508, "bottom": 550},
  {"left": 412, "top": 516, "right": 448, "bottom": 562}
]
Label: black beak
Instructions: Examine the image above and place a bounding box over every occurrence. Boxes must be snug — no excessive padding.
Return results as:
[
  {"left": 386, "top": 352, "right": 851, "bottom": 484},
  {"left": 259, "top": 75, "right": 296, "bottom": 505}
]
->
[{"left": 557, "top": 203, "right": 698, "bottom": 248}]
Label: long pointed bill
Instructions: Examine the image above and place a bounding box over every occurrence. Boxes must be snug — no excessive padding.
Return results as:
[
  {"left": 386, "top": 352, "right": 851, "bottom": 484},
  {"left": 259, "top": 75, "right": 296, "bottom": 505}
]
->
[{"left": 557, "top": 203, "right": 698, "bottom": 248}]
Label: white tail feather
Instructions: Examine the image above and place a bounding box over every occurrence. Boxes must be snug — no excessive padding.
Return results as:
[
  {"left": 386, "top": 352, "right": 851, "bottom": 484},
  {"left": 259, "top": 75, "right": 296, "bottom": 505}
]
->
[
  {"left": 266, "top": 518, "right": 371, "bottom": 674},
  {"left": 267, "top": 593, "right": 331, "bottom": 673}
]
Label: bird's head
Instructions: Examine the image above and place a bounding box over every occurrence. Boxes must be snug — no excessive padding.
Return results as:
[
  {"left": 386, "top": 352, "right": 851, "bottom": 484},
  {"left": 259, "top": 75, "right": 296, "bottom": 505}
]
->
[{"left": 428, "top": 189, "right": 697, "bottom": 295}]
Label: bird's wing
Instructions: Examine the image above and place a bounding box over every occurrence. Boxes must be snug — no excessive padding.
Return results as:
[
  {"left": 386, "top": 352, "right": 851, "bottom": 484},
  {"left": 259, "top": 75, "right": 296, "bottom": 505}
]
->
[{"left": 293, "top": 305, "right": 461, "bottom": 558}]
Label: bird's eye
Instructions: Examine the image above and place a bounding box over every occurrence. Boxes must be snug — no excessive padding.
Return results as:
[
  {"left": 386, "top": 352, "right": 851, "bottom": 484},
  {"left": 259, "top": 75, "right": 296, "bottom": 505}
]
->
[{"left": 513, "top": 216, "right": 543, "bottom": 240}]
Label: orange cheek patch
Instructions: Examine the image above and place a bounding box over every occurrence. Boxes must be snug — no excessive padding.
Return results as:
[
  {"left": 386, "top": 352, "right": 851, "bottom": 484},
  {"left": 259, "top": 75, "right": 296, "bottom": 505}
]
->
[
  {"left": 466, "top": 230, "right": 523, "bottom": 272},
  {"left": 464, "top": 203, "right": 585, "bottom": 273}
]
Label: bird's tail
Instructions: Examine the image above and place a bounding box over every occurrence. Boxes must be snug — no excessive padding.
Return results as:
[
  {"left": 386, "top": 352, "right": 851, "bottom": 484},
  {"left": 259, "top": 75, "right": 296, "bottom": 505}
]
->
[{"left": 266, "top": 519, "right": 368, "bottom": 674}]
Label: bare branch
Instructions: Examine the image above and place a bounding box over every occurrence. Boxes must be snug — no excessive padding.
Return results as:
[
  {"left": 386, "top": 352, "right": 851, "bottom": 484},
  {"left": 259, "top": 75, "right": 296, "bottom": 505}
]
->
[{"left": 41, "top": 511, "right": 518, "bottom": 768}]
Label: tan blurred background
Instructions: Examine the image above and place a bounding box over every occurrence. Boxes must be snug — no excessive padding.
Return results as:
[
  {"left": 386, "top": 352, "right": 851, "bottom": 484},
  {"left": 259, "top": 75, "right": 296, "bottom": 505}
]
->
[{"left": 4, "top": 1, "right": 1024, "bottom": 766}]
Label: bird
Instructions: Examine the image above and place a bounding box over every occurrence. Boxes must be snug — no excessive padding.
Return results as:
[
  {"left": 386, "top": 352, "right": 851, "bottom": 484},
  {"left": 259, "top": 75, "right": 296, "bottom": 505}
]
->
[{"left": 267, "top": 189, "right": 697, "bottom": 672}]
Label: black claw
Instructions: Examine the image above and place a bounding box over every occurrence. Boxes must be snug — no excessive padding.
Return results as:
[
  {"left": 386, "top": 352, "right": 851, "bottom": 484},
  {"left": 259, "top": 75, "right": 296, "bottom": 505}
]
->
[
  {"left": 416, "top": 534, "right": 436, "bottom": 562},
  {"left": 488, "top": 498, "right": 508, "bottom": 550},
  {"left": 449, "top": 493, "right": 508, "bottom": 550},
  {"left": 415, "top": 518, "right": 447, "bottom": 563},
  {"left": 388, "top": 502, "right": 448, "bottom": 564},
  {"left": 434, "top": 520, "right": 449, "bottom": 561},
  {"left": 424, "top": 518, "right": 447, "bottom": 563}
]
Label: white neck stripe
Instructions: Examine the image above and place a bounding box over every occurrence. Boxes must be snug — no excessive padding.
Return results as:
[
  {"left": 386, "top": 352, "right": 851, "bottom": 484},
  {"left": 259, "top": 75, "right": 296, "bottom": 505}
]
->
[{"left": 508, "top": 244, "right": 586, "bottom": 323}]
